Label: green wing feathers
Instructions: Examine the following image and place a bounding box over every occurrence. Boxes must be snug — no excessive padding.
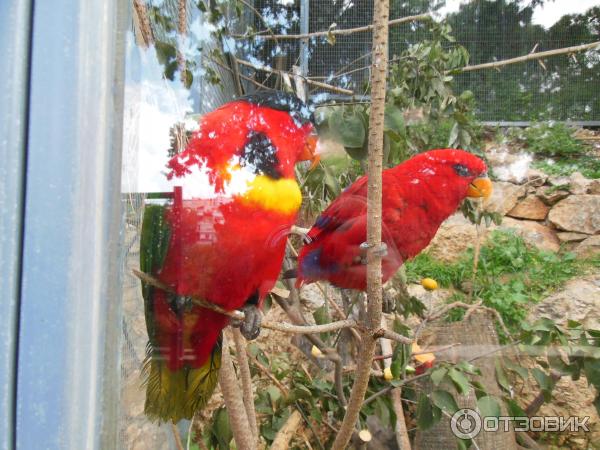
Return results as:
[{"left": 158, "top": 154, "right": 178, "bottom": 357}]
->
[
  {"left": 142, "top": 342, "right": 222, "bottom": 423},
  {"left": 139, "top": 203, "right": 221, "bottom": 423}
]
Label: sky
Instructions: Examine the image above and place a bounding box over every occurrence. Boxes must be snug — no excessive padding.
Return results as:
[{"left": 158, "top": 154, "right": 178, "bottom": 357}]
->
[{"left": 437, "top": 0, "right": 599, "bottom": 27}]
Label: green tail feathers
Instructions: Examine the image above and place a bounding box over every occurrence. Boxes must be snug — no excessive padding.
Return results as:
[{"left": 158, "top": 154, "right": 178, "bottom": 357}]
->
[{"left": 142, "top": 342, "right": 222, "bottom": 423}]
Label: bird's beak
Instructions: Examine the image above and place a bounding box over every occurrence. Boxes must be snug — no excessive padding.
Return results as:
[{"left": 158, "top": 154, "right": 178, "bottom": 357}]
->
[
  {"left": 467, "top": 175, "right": 493, "bottom": 199},
  {"left": 299, "top": 132, "right": 321, "bottom": 170}
]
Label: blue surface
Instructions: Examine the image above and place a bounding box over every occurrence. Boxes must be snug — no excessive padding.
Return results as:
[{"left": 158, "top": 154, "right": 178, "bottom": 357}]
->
[
  {"left": 0, "top": 2, "right": 32, "bottom": 449},
  {"left": 14, "top": 0, "right": 126, "bottom": 448}
]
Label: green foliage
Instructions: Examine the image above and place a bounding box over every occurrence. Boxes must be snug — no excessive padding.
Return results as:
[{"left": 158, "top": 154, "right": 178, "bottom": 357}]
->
[
  {"left": 517, "top": 122, "right": 590, "bottom": 157},
  {"left": 533, "top": 156, "right": 600, "bottom": 180},
  {"left": 405, "top": 230, "right": 598, "bottom": 329},
  {"left": 315, "top": 21, "right": 482, "bottom": 186}
]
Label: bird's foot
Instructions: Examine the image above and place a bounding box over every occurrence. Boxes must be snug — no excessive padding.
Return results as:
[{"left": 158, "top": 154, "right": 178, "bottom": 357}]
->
[
  {"left": 233, "top": 304, "right": 262, "bottom": 340},
  {"left": 359, "top": 241, "right": 388, "bottom": 264}
]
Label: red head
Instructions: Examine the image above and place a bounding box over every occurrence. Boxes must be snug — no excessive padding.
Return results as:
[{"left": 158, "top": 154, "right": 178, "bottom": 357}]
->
[
  {"left": 166, "top": 92, "right": 318, "bottom": 192},
  {"left": 390, "top": 149, "right": 491, "bottom": 217}
]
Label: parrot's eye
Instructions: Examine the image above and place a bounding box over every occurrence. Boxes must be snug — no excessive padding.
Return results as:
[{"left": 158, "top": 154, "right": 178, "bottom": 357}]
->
[
  {"left": 453, "top": 164, "right": 472, "bottom": 178},
  {"left": 240, "top": 131, "right": 282, "bottom": 179}
]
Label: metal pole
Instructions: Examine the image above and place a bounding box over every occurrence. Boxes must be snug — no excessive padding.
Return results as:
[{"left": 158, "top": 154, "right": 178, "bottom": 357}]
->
[{"left": 300, "top": 0, "right": 310, "bottom": 76}]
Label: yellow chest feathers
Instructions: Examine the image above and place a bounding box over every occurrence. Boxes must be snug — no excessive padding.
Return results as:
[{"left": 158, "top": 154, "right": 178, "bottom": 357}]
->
[{"left": 237, "top": 175, "right": 302, "bottom": 215}]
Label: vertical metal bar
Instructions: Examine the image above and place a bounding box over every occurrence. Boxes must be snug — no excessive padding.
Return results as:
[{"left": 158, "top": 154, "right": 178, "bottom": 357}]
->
[
  {"left": 300, "top": 0, "right": 310, "bottom": 76},
  {"left": 15, "top": 0, "right": 126, "bottom": 448},
  {"left": 0, "top": 1, "right": 33, "bottom": 449}
]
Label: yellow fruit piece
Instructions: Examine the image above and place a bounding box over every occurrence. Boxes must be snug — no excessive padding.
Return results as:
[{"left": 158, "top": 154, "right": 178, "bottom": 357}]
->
[
  {"left": 383, "top": 367, "right": 393, "bottom": 381},
  {"left": 411, "top": 342, "right": 435, "bottom": 365},
  {"left": 421, "top": 277, "right": 438, "bottom": 291},
  {"left": 311, "top": 345, "right": 323, "bottom": 357},
  {"left": 358, "top": 430, "right": 372, "bottom": 442}
]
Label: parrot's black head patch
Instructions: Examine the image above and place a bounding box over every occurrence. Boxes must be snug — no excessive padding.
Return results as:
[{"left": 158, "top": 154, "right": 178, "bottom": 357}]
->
[
  {"left": 240, "top": 131, "right": 282, "bottom": 179},
  {"left": 238, "top": 91, "right": 314, "bottom": 126}
]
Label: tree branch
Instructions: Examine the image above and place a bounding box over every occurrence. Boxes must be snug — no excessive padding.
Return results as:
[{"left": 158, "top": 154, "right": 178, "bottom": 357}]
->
[
  {"left": 235, "top": 58, "right": 354, "bottom": 95},
  {"left": 218, "top": 333, "right": 255, "bottom": 450},
  {"left": 234, "top": 13, "right": 429, "bottom": 40},
  {"left": 459, "top": 41, "right": 600, "bottom": 73},
  {"left": 331, "top": 0, "right": 390, "bottom": 447},
  {"left": 231, "top": 329, "right": 258, "bottom": 445}
]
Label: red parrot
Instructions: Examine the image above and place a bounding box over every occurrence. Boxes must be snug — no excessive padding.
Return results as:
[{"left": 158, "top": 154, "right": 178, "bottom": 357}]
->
[
  {"left": 296, "top": 149, "right": 492, "bottom": 290},
  {"left": 140, "top": 92, "right": 317, "bottom": 422}
]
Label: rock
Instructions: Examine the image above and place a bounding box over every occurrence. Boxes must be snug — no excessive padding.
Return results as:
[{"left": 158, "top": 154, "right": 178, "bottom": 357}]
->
[
  {"left": 524, "top": 168, "right": 547, "bottom": 187},
  {"left": 535, "top": 274, "right": 600, "bottom": 329},
  {"left": 547, "top": 175, "right": 571, "bottom": 187},
  {"left": 523, "top": 275, "right": 600, "bottom": 448},
  {"left": 498, "top": 217, "right": 560, "bottom": 252},
  {"left": 557, "top": 232, "right": 590, "bottom": 243},
  {"left": 299, "top": 283, "right": 327, "bottom": 312},
  {"left": 548, "top": 195, "right": 600, "bottom": 234},
  {"left": 589, "top": 179, "right": 600, "bottom": 195},
  {"left": 507, "top": 195, "right": 550, "bottom": 220},
  {"left": 425, "top": 213, "right": 493, "bottom": 262},
  {"left": 484, "top": 181, "right": 527, "bottom": 215},
  {"left": 574, "top": 235, "right": 600, "bottom": 259},
  {"left": 536, "top": 187, "right": 570, "bottom": 206},
  {"left": 569, "top": 171, "right": 592, "bottom": 195}
]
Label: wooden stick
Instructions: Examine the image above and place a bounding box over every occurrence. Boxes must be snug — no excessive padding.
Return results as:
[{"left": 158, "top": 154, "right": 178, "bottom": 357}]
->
[
  {"left": 134, "top": 269, "right": 405, "bottom": 338},
  {"left": 459, "top": 41, "right": 600, "bottom": 73},
  {"left": 219, "top": 334, "right": 256, "bottom": 450},
  {"left": 232, "top": 329, "right": 259, "bottom": 445},
  {"left": 235, "top": 58, "right": 354, "bottom": 95},
  {"left": 235, "top": 13, "right": 430, "bottom": 41},
  {"left": 331, "top": 0, "right": 390, "bottom": 447},
  {"left": 270, "top": 410, "right": 303, "bottom": 450}
]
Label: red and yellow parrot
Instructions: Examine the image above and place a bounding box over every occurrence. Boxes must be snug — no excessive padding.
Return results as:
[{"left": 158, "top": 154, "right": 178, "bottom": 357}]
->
[
  {"left": 140, "top": 92, "right": 317, "bottom": 422},
  {"left": 296, "top": 149, "right": 492, "bottom": 290}
]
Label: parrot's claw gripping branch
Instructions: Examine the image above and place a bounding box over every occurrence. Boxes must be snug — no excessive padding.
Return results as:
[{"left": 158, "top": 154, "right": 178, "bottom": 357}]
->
[
  {"left": 359, "top": 241, "right": 388, "bottom": 264},
  {"left": 233, "top": 304, "right": 262, "bottom": 340}
]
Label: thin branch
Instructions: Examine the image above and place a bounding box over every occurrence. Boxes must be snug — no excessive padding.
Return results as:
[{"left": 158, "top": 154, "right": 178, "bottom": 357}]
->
[
  {"left": 331, "top": 0, "right": 390, "bottom": 447},
  {"left": 249, "top": 353, "right": 289, "bottom": 395},
  {"left": 234, "top": 13, "right": 430, "bottom": 40},
  {"left": 459, "top": 41, "right": 600, "bottom": 73},
  {"left": 270, "top": 410, "right": 303, "bottom": 450},
  {"left": 170, "top": 423, "right": 185, "bottom": 450},
  {"left": 219, "top": 333, "right": 255, "bottom": 450},
  {"left": 132, "top": 0, "right": 154, "bottom": 47},
  {"left": 133, "top": 270, "right": 416, "bottom": 339},
  {"left": 232, "top": 329, "right": 258, "bottom": 445},
  {"left": 235, "top": 58, "right": 354, "bottom": 95}
]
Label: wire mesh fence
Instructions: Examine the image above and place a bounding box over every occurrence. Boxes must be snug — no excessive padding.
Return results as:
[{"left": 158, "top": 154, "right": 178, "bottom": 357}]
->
[{"left": 246, "top": 0, "right": 599, "bottom": 123}]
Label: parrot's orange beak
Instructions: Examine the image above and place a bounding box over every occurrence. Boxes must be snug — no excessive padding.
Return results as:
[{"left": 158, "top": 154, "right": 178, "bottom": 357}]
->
[
  {"left": 467, "top": 176, "right": 493, "bottom": 199},
  {"left": 299, "top": 133, "right": 321, "bottom": 170}
]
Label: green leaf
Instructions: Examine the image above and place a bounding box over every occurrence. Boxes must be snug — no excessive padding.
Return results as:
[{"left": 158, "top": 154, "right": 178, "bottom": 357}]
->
[
  {"left": 457, "top": 361, "right": 481, "bottom": 376},
  {"left": 495, "top": 361, "right": 511, "bottom": 392},
  {"left": 391, "top": 343, "right": 411, "bottom": 379},
  {"left": 531, "top": 368, "right": 555, "bottom": 402},
  {"left": 431, "top": 390, "right": 460, "bottom": 414},
  {"left": 584, "top": 359, "right": 600, "bottom": 389},
  {"left": 456, "top": 437, "right": 472, "bottom": 449},
  {"left": 503, "top": 359, "right": 528, "bottom": 380},
  {"left": 448, "top": 122, "right": 459, "bottom": 147},
  {"left": 477, "top": 395, "right": 500, "bottom": 418},
  {"left": 384, "top": 104, "right": 406, "bottom": 136},
  {"left": 431, "top": 367, "right": 448, "bottom": 386},
  {"left": 416, "top": 394, "right": 441, "bottom": 430},
  {"left": 448, "top": 368, "right": 470, "bottom": 394},
  {"left": 329, "top": 108, "right": 366, "bottom": 149},
  {"left": 505, "top": 398, "right": 527, "bottom": 418}
]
